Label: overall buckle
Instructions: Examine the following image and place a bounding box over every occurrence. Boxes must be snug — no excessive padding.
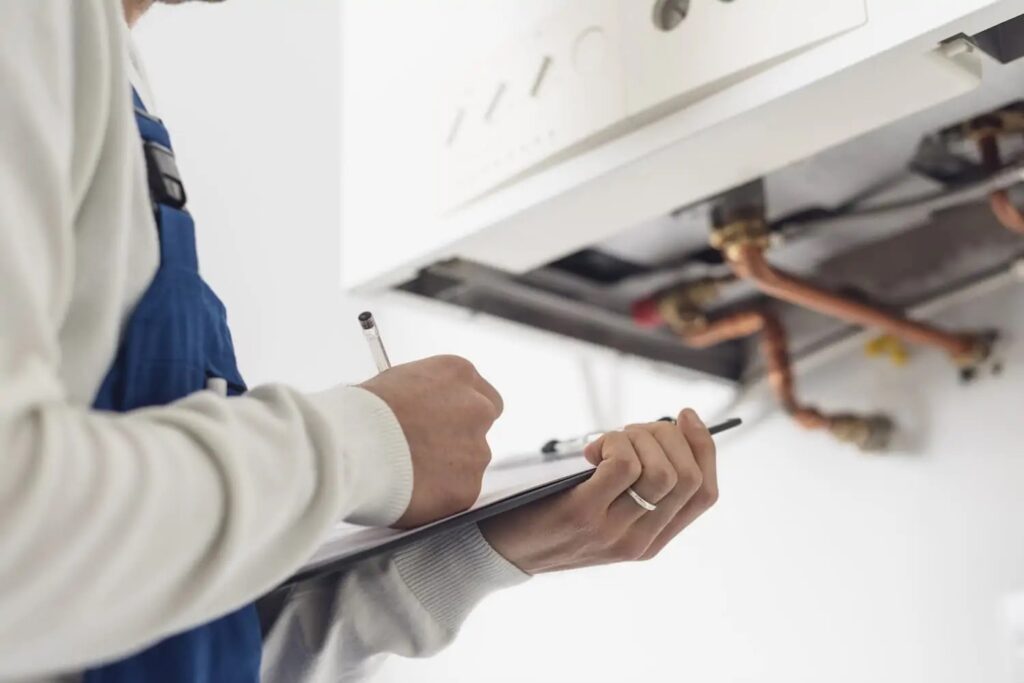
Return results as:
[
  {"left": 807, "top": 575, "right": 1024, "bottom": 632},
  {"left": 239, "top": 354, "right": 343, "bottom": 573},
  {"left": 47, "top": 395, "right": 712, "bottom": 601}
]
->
[{"left": 143, "top": 141, "right": 187, "bottom": 210}]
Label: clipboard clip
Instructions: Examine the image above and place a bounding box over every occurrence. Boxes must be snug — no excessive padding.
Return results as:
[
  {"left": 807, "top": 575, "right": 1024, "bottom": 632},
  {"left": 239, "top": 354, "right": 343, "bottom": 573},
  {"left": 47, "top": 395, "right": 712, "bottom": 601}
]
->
[{"left": 540, "top": 417, "right": 677, "bottom": 457}]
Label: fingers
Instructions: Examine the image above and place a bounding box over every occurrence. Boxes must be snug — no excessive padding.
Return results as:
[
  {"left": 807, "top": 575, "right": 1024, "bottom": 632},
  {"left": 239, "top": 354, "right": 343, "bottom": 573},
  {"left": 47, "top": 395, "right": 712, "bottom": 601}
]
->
[
  {"left": 578, "top": 427, "right": 678, "bottom": 520},
  {"left": 572, "top": 432, "right": 641, "bottom": 511},
  {"left": 640, "top": 409, "right": 719, "bottom": 560},
  {"left": 647, "top": 419, "right": 701, "bottom": 483},
  {"left": 627, "top": 427, "right": 679, "bottom": 504},
  {"left": 679, "top": 408, "right": 717, "bottom": 504},
  {"left": 526, "top": 410, "right": 722, "bottom": 569},
  {"left": 430, "top": 355, "right": 504, "bottom": 428},
  {"left": 573, "top": 407, "right": 718, "bottom": 510},
  {"left": 604, "top": 427, "right": 679, "bottom": 526},
  {"left": 609, "top": 420, "right": 702, "bottom": 541},
  {"left": 576, "top": 410, "right": 720, "bottom": 563},
  {"left": 472, "top": 373, "right": 504, "bottom": 419},
  {"left": 583, "top": 435, "right": 604, "bottom": 467},
  {"left": 439, "top": 354, "right": 504, "bottom": 421}
]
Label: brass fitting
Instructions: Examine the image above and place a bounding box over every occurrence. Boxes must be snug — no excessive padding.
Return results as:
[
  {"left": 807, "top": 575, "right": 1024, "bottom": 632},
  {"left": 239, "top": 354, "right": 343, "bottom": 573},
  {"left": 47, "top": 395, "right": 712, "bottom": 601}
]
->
[
  {"left": 962, "top": 106, "right": 1024, "bottom": 173},
  {"left": 828, "top": 414, "right": 896, "bottom": 453},
  {"left": 951, "top": 331, "right": 996, "bottom": 369},
  {"left": 679, "top": 277, "right": 723, "bottom": 307},
  {"left": 962, "top": 115, "right": 1004, "bottom": 143},
  {"left": 655, "top": 277, "right": 724, "bottom": 334},
  {"left": 953, "top": 331, "right": 1001, "bottom": 383},
  {"left": 961, "top": 107, "right": 1024, "bottom": 141},
  {"left": 657, "top": 297, "right": 707, "bottom": 334},
  {"left": 709, "top": 217, "right": 771, "bottom": 261}
]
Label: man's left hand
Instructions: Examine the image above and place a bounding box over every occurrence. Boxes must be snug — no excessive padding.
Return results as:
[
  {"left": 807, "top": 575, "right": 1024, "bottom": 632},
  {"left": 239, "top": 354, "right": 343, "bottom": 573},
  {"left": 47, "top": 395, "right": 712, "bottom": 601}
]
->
[{"left": 479, "top": 409, "right": 718, "bottom": 574}]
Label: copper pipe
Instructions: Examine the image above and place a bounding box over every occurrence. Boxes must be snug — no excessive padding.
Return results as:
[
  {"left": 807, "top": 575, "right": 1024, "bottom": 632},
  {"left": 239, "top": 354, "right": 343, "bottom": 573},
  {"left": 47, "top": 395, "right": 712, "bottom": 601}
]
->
[
  {"left": 977, "top": 134, "right": 1024, "bottom": 235},
  {"left": 680, "top": 310, "right": 829, "bottom": 430},
  {"left": 990, "top": 190, "right": 1024, "bottom": 234},
  {"left": 726, "top": 243, "right": 977, "bottom": 359},
  {"left": 758, "top": 313, "right": 832, "bottom": 430},
  {"left": 680, "top": 310, "right": 764, "bottom": 348},
  {"left": 671, "top": 306, "right": 893, "bottom": 448},
  {"left": 978, "top": 134, "right": 1002, "bottom": 171}
]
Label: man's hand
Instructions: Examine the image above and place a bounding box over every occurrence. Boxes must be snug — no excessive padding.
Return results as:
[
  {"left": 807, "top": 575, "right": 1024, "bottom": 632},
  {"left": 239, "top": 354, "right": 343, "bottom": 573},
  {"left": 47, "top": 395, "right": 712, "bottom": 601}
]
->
[
  {"left": 479, "top": 409, "right": 717, "bottom": 573},
  {"left": 360, "top": 355, "right": 503, "bottom": 529}
]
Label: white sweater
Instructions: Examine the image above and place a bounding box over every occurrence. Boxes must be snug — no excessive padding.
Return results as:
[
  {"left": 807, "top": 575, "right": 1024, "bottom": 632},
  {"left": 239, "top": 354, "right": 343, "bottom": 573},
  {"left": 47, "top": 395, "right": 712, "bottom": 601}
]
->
[{"left": 0, "top": 2, "right": 525, "bottom": 680}]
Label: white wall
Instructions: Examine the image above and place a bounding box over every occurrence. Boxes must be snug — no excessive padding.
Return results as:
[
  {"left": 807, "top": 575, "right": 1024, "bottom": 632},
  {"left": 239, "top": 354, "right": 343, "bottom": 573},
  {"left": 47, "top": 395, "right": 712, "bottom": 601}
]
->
[
  {"left": 135, "top": 2, "right": 1024, "bottom": 682},
  {"left": 379, "top": 284, "right": 1024, "bottom": 683}
]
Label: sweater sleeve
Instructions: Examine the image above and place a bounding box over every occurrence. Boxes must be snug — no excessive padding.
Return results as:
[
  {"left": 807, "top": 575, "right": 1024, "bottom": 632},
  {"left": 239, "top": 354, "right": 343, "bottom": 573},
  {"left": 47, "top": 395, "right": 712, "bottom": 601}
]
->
[
  {"left": 259, "top": 524, "right": 529, "bottom": 683},
  {"left": 0, "top": 2, "right": 412, "bottom": 677}
]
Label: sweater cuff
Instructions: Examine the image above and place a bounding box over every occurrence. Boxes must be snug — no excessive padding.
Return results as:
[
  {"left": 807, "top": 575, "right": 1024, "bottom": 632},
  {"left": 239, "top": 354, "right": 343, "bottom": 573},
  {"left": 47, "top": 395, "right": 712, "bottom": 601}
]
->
[
  {"left": 393, "top": 523, "right": 530, "bottom": 633},
  {"left": 308, "top": 385, "right": 413, "bottom": 527}
]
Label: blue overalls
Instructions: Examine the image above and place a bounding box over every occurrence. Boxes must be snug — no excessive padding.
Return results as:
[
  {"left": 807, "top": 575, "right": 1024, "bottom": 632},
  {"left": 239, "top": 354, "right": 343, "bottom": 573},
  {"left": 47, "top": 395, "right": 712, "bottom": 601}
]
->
[{"left": 85, "top": 90, "right": 263, "bottom": 682}]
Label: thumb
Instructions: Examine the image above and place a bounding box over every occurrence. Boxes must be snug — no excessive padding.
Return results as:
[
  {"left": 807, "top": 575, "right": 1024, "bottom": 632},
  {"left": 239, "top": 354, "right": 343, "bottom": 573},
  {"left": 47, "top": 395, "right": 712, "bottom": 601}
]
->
[{"left": 583, "top": 434, "right": 605, "bottom": 466}]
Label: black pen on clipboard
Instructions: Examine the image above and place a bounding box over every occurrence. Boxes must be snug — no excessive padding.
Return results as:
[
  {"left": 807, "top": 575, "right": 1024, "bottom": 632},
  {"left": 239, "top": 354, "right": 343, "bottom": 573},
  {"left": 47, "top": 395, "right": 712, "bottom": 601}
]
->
[{"left": 358, "top": 311, "right": 392, "bottom": 373}]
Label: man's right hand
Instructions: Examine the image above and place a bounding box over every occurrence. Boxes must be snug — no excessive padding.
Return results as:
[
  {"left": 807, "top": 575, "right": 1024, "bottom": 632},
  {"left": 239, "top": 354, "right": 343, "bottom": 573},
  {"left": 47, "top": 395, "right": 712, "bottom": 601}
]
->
[{"left": 359, "top": 355, "right": 503, "bottom": 528}]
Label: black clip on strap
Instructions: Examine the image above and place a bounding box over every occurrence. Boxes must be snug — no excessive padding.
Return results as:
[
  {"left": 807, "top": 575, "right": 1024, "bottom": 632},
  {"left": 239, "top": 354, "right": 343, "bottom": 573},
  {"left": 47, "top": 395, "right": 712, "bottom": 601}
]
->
[{"left": 143, "top": 141, "right": 187, "bottom": 210}]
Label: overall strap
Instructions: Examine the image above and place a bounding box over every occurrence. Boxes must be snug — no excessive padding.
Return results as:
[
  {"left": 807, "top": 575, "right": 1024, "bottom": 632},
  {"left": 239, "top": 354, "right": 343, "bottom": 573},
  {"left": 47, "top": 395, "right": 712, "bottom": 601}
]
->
[
  {"left": 131, "top": 88, "right": 199, "bottom": 273},
  {"left": 83, "top": 89, "right": 262, "bottom": 683}
]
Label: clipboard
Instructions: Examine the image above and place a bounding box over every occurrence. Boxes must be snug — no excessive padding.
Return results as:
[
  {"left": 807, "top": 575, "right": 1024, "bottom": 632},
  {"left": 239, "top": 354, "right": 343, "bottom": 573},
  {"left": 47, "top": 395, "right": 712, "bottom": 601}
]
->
[{"left": 282, "top": 418, "right": 741, "bottom": 588}]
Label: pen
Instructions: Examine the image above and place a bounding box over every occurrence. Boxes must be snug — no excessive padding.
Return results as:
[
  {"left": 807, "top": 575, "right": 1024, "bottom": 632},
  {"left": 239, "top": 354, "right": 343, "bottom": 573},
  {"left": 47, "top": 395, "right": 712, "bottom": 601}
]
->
[{"left": 358, "top": 311, "right": 392, "bottom": 373}]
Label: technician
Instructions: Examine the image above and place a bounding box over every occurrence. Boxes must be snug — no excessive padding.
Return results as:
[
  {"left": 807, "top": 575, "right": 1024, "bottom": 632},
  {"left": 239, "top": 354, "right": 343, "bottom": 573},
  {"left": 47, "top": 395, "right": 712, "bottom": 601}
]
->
[{"left": 0, "top": 1, "right": 720, "bottom": 681}]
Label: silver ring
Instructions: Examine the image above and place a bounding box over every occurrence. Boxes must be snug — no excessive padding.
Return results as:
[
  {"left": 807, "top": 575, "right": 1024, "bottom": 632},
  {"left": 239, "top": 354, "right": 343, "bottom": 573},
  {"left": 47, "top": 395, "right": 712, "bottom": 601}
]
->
[{"left": 626, "top": 487, "right": 657, "bottom": 512}]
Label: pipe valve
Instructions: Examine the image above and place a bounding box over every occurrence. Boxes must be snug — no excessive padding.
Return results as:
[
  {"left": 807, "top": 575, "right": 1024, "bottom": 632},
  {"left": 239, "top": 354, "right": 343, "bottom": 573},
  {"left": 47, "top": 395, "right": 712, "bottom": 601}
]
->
[
  {"left": 955, "top": 331, "right": 1001, "bottom": 382},
  {"left": 828, "top": 414, "right": 896, "bottom": 453},
  {"left": 709, "top": 216, "right": 771, "bottom": 261}
]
